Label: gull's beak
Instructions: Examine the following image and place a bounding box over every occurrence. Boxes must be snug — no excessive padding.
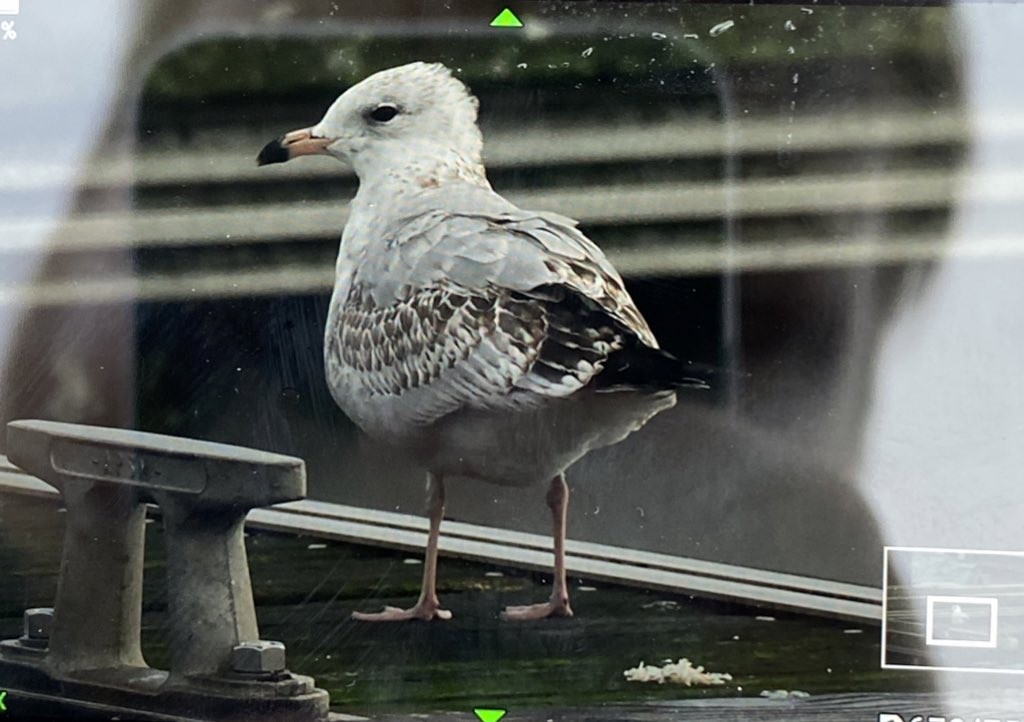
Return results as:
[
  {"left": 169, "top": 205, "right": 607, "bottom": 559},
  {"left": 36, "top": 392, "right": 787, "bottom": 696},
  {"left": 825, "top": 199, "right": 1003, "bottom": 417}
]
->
[{"left": 257, "top": 128, "right": 333, "bottom": 166}]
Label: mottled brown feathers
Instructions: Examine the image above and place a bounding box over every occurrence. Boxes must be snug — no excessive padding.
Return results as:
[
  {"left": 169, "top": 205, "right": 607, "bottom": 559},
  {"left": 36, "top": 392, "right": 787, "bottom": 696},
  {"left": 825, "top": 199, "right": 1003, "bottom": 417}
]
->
[{"left": 326, "top": 280, "right": 627, "bottom": 402}]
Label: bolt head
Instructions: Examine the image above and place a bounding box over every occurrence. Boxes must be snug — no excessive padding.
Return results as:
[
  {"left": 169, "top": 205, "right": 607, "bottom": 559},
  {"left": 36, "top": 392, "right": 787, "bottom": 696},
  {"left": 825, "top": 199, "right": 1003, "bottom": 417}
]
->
[
  {"left": 23, "top": 607, "right": 53, "bottom": 640},
  {"left": 231, "top": 640, "right": 286, "bottom": 674}
]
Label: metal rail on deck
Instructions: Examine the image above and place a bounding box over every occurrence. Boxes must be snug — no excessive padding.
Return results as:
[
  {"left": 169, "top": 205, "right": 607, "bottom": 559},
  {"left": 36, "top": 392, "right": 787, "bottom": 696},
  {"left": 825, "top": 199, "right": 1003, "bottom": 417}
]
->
[{"left": 0, "top": 454, "right": 882, "bottom": 623}]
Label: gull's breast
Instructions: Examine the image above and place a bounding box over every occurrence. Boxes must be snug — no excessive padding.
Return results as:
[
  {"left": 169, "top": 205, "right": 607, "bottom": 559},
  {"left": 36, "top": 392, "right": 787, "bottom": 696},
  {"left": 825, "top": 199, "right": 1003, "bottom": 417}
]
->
[{"left": 323, "top": 277, "right": 553, "bottom": 443}]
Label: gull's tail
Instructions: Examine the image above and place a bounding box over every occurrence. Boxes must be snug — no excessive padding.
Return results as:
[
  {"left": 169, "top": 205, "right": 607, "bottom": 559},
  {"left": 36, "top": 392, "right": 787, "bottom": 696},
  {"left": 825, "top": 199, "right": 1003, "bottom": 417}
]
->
[{"left": 593, "top": 345, "right": 713, "bottom": 391}]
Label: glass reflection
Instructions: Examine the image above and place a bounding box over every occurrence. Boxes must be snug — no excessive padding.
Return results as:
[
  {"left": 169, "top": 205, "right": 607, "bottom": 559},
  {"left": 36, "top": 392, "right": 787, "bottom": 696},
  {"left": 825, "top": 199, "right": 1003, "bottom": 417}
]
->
[{"left": 4, "top": 0, "right": 1024, "bottom": 715}]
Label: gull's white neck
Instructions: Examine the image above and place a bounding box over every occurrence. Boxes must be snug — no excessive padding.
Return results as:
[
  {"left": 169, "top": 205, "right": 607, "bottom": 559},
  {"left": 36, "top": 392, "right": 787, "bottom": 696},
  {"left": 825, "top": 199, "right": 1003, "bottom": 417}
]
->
[
  {"left": 342, "top": 143, "right": 488, "bottom": 254},
  {"left": 332, "top": 140, "right": 491, "bottom": 292},
  {"left": 349, "top": 140, "right": 489, "bottom": 207}
]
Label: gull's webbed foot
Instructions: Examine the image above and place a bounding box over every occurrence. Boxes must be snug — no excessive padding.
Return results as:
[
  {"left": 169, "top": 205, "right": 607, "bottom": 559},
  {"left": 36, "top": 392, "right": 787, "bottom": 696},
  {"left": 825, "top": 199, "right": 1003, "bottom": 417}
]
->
[
  {"left": 500, "top": 596, "right": 573, "bottom": 621},
  {"left": 351, "top": 601, "right": 452, "bottom": 622}
]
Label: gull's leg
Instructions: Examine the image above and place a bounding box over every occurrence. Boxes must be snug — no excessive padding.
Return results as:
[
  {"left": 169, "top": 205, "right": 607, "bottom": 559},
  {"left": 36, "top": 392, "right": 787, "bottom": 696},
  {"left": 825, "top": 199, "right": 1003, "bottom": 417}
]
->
[
  {"left": 352, "top": 472, "right": 452, "bottom": 622},
  {"left": 501, "top": 474, "right": 574, "bottom": 621}
]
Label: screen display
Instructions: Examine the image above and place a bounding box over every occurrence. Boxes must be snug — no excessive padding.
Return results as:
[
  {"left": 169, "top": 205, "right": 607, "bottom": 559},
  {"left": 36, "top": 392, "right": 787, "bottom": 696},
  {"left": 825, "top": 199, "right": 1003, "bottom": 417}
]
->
[{"left": 1, "top": 1, "right": 1023, "bottom": 720}]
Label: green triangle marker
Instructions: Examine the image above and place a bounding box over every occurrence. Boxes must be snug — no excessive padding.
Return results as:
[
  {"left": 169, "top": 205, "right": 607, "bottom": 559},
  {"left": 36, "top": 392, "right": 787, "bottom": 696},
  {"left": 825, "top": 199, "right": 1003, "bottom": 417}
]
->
[
  {"left": 490, "top": 8, "right": 523, "bottom": 28},
  {"left": 473, "top": 709, "right": 507, "bottom": 722}
]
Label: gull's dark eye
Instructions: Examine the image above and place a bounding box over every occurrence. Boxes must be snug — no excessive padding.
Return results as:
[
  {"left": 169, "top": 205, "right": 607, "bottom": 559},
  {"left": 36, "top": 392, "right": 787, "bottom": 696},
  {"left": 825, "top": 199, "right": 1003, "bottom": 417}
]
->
[{"left": 368, "top": 104, "right": 399, "bottom": 123}]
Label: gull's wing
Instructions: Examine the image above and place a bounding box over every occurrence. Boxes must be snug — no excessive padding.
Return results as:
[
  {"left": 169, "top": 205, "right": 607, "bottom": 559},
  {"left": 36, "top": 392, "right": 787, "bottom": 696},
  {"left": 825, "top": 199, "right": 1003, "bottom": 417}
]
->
[
  {"left": 358, "top": 183, "right": 657, "bottom": 344},
  {"left": 328, "top": 184, "right": 667, "bottom": 424}
]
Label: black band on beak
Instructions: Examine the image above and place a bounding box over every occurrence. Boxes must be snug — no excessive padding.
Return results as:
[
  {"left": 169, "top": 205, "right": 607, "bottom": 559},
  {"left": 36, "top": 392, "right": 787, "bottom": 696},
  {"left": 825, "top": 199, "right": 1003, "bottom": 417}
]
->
[{"left": 257, "top": 137, "right": 290, "bottom": 166}]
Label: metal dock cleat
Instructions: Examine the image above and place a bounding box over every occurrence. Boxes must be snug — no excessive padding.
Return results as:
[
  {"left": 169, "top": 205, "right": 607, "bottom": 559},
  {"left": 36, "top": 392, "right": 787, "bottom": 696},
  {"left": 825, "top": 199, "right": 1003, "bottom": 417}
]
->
[{"left": 0, "top": 419, "right": 331, "bottom": 721}]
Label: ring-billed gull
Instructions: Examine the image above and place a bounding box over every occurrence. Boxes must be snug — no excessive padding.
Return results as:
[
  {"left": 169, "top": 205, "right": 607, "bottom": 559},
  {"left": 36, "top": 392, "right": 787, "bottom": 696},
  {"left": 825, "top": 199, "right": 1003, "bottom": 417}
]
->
[{"left": 259, "top": 62, "right": 708, "bottom": 622}]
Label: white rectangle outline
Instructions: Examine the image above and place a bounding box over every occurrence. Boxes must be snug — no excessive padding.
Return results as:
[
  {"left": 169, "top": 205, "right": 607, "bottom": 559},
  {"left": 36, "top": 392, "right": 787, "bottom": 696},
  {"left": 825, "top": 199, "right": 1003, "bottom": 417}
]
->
[
  {"left": 925, "top": 594, "right": 998, "bottom": 648},
  {"left": 882, "top": 546, "right": 1024, "bottom": 675}
]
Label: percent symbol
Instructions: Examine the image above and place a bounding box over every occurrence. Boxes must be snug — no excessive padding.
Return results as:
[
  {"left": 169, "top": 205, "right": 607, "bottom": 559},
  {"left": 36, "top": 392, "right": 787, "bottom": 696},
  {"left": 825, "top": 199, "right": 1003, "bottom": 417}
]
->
[{"left": 1, "top": 20, "right": 15, "bottom": 40}]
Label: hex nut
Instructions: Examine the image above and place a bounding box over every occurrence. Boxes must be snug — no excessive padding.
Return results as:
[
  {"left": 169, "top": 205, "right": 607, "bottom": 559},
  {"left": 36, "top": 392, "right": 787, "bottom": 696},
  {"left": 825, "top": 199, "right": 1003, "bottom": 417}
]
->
[
  {"left": 231, "top": 640, "right": 286, "bottom": 674},
  {"left": 23, "top": 607, "right": 54, "bottom": 641}
]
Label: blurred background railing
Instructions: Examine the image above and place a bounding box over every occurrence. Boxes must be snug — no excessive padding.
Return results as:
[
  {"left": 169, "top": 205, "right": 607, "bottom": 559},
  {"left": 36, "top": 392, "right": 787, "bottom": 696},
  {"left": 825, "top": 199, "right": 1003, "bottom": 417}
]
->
[
  {"left": 0, "top": 5, "right": 974, "bottom": 590},
  {"left": 0, "top": 107, "right": 977, "bottom": 304}
]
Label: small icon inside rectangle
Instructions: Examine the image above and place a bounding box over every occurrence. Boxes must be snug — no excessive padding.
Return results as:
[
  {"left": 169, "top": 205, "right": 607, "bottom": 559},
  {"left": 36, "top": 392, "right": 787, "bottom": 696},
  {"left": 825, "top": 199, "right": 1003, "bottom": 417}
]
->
[
  {"left": 925, "top": 595, "right": 998, "bottom": 648},
  {"left": 0, "top": 0, "right": 19, "bottom": 16},
  {"left": 883, "top": 546, "right": 1024, "bottom": 673}
]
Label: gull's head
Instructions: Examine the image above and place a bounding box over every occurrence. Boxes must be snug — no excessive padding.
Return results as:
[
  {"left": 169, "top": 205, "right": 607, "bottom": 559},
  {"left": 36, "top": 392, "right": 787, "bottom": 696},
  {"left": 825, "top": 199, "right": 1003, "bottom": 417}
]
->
[{"left": 257, "top": 62, "right": 484, "bottom": 179}]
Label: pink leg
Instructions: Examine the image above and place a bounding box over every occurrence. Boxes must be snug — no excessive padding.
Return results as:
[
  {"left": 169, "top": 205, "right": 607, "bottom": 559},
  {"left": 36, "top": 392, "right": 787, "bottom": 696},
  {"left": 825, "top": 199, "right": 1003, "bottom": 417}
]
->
[
  {"left": 501, "top": 474, "right": 574, "bottom": 621},
  {"left": 352, "top": 473, "right": 452, "bottom": 622}
]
